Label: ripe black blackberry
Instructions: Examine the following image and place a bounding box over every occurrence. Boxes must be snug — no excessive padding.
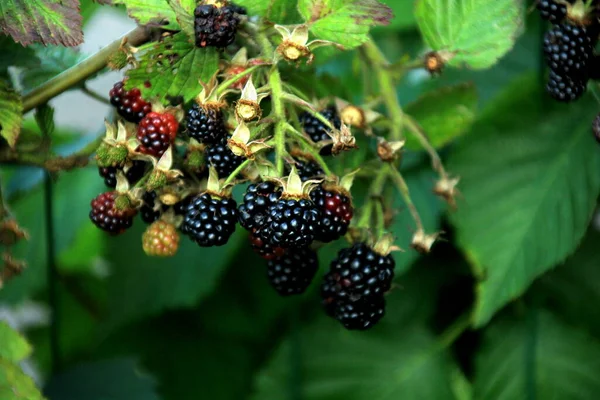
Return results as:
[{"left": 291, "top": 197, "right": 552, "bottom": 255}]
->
[
  {"left": 194, "top": 4, "right": 241, "bottom": 49},
  {"left": 543, "top": 23, "right": 596, "bottom": 78},
  {"left": 249, "top": 231, "right": 286, "bottom": 260},
  {"left": 89, "top": 192, "right": 137, "bottom": 235},
  {"left": 140, "top": 191, "right": 162, "bottom": 224},
  {"left": 98, "top": 160, "right": 146, "bottom": 188},
  {"left": 229, "top": 2, "right": 247, "bottom": 15},
  {"left": 334, "top": 295, "right": 385, "bottom": 331},
  {"left": 287, "top": 157, "right": 324, "bottom": 182},
  {"left": 299, "top": 106, "right": 342, "bottom": 156},
  {"left": 267, "top": 247, "right": 318, "bottom": 296},
  {"left": 206, "top": 139, "right": 245, "bottom": 178},
  {"left": 311, "top": 185, "right": 353, "bottom": 243},
  {"left": 109, "top": 81, "right": 152, "bottom": 123},
  {"left": 325, "top": 242, "right": 395, "bottom": 300},
  {"left": 537, "top": 0, "right": 569, "bottom": 23},
  {"left": 186, "top": 103, "right": 227, "bottom": 144},
  {"left": 261, "top": 198, "right": 321, "bottom": 248},
  {"left": 182, "top": 193, "right": 238, "bottom": 247},
  {"left": 546, "top": 69, "right": 586, "bottom": 102},
  {"left": 238, "top": 182, "right": 282, "bottom": 231}
]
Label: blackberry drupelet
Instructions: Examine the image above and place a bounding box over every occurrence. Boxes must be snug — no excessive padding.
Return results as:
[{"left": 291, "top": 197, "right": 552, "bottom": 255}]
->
[
  {"left": 182, "top": 193, "right": 238, "bottom": 247},
  {"left": 186, "top": 103, "right": 227, "bottom": 144},
  {"left": 261, "top": 198, "right": 321, "bottom": 248},
  {"left": 543, "top": 23, "right": 596, "bottom": 78},
  {"left": 89, "top": 192, "right": 137, "bottom": 235},
  {"left": 334, "top": 295, "right": 385, "bottom": 330},
  {"left": 546, "top": 69, "right": 586, "bottom": 102},
  {"left": 109, "top": 81, "right": 152, "bottom": 123},
  {"left": 311, "top": 185, "right": 353, "bottom": 243},
  {"left": 140, "top": 191, "right": 162, "bottom": 224},
  {"left": 326, "top": 242, "right": 395, "bottom": 300},
  {"left": 229, "top": 2, "right": 247, "bottom": 15},
  {"left": 194, "top": 4, "right": 241, "bottom": 49},
  {"left": 249, "top": 231, "right": 286, "bottom": 260},
  {"left": 238, "top": 182, "right": 282, "bottom": 231},
  {"left": 536, "top": 0, "right": 569, "bottom": 23},
  {"left": 137, "top": 112, "right": 179, "bottom": 157},
  {"left": 142, "top": 220, "right": 180, "bottom": 257},
  {"left": 299, "top": 106, "right": 342, "bottom": 156},
  {"left": 267, "top": 247, "right": 319, "bottom": 296},
  {"left": 206, "top": 139, "right": 245, "bottom": 178},
  {"left": 98, "top": 160, "right": 146, "bottom": 188}
]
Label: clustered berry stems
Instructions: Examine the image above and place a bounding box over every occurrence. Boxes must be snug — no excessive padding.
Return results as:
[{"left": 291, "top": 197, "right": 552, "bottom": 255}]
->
[
  {"left": 360, "top": 39, "right": 404, "bottom": 140},
  {"left": 22, "top": 26, "right": 151, "bottom": 113}
]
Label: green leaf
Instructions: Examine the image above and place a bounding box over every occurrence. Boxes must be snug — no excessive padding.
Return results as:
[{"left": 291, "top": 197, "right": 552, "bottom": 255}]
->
[
  {"left": 112, "top": 0, "right": 180, "bottom": 30},
  {"left": 44, "top": 358, "right": 159, "bottom": 400},
  {"left": 533, "top": 228, "right": 600, "bottom": 338},
  {"left": 415, "top": 0, "right": 522, "bottom": 69},
  {"left": 377, "top": 0, "right": 416, "bottom": 31},
  {"left": 125, "top": 32, "right": 219, "bottom": 104},
  {"left": 474, "top": 311, "right": 600, "bottom": 399},
  {"left": 0, "top": 360, "right": 44, "bottom": 399},
  {"left": 0, "top": 36, "right": 40, "bottom": 72},
  {"left": 298, "top": 0, "right": 393, "bottom": 48},
  {"left": 34, "top": 104, "right": 54, "bottom": 137},
  {"left": 404, "top": 83, "right": 478, "bottom": 150},
  {"left": 104, "top": 225, "right": 246, "bottom": 331},
  {"left": 234, "top": 0, "right": 302, "bottom": 24},
  {"left": 15, "top": 46, "right": 84, "bottom": 93},
  {"left": 449, "top": 76, "right": 600, "bottom": 327},
  {"left": 167, "top": 0, "right": 194, "bottom": 38},
  {"left": 0, "top": 0, "right": 83, "bottom": 46},
  {"left": 0, "top": 322, "right": 31, "bottom": 363},
  {"left": 0, "top": 81, "right": 23, "bottom": 148},
  {"left": 251, "top": 307, "right": 461, "bottom": 399}
]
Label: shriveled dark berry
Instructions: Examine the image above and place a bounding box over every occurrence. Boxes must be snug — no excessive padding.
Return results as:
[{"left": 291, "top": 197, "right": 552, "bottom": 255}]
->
[
  {"left": 261, "top": 198, "right": 321, "bottom": 248},
  {"left": 249, "top": 231, "right": 286, "bottom": 260},
  {"left": 109, "top": 81, "right": 152, "bottom": 123},
  {"left": 182, "top": 193, "right": 238, "bottom": 247},
  {"left": 206, "top": 139, "right": 245, "bottom": 178},
  {"left": 311, "top": 185, "right": 353, "bottom": 243},
  {"left": 186, "top": 103, "right": 227, "bottom": 144},
  {"left": 89, "top": 192, "right": 137, "bottom": 235},
  {"left": 546, "top": 69, "right": 586, "bottom": 102},
  {"left": 137, "top": 112, "right": 179, "bottom": 157},
  {"left": 267, "top": 247, "right": 318, "bottom": 296},
  {"left": 238, "top": 182, "right": 282, "bottom": 232},
  {"left": 194, "top": 4, "right": 241, "bottom": 49},
  {"left": 299, "top": 106, "right": 342, "bottom": 156},
  {"left": 98, "top": 160, "right": 146, "bottom": 188},
  {"left": 229, "top": 2, "right": 247, "bottom": 15},
  {"left": 334, "top": 295, "right": 385, "bottom": 330},
  {"left": 544, "top": 23, "right": 596, "bottom": 78}
]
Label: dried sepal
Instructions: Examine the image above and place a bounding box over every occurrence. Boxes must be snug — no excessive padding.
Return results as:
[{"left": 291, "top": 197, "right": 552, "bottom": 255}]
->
[
  {"left": 371, "top": 233, "right": 403, "bottom": 257},
  {"left": 433, "top": 176, "right": 460, "bottom": 209},
  {"left": 0, "top": 219, "right": 29, "bottom": 246},
  {"left": 235, "top": 78, "right": 268, "bottom": 121},
  {"left": 269, "top": 166, "right": 321, "bottom": 199},
  {"left": 228, "top": 121, "right": 271, "bottom": 159},
  {"left": 411, "top": 229, "right": 442, "bottom": 254},
  {"left": 196, "top": 72, "right": 227, "bottom": 109},
  {"left": 274, "top": 24, "right": 342, "bottom": 64},
  {"left": 328, "top": 122, "right": 358, "bottom": 155},
  {"left": 424, "top": 51, "right": 453, "bottom": 75},
  {"left": 205, "top": 167, "right": 235, "bottom": 198},
  {"left": 334, "top": 98, "right": 382, "bottom": 130},
  {"left": 377, "top": 138, "right": 405, "bottom": 162}
]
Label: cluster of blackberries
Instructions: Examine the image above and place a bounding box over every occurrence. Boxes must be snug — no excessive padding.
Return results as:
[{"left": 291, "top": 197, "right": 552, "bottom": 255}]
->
[
  {"left": 538, "top": 0, "right": 600, "bottom": 102},
  {"left": 194, "top": 1, "right": 246, "bottom": 49},
  {"left": 321, "top": 243, "right": 395, "bottom": 330}
]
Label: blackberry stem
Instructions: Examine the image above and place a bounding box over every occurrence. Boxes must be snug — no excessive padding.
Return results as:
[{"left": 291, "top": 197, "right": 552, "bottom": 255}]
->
[
  {"left": 80, "top": 85, "right": 111, "bottom": 106},
  {"left": 404, "top": 116, "right": 448, "bottom": 180},
  {"left": 388, "top": 164, "right": 424, "bottom": 232},
  {"left": 224, "top": 159, "right": 251, "bottom": 185},
  {"left": 22, "top": 26, "right": 151, "bottom": 113},
  {"left": 216, "top": 64, "right": 263, "bottom": 96},
  {"left": 284, "top": 123, "right": 333, "bottom": 176},
  {"left": 268, "top": 66, "right": 287, "bottom": 175}
]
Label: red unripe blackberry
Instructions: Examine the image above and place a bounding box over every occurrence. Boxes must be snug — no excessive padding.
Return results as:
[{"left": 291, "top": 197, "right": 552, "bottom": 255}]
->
[
  {"left": 546, "top": 69, "right": 586, "bottom": 102},
  {"left": 194, "top": 4, "right": 241, "bottom": 49},
  {"left": 543, "top": 23, "right": 595, "bottom": 78},
  {"left": 238, "top": 182, "right": 282, "bottom": 232},
  {"left": 323, "top": 242, "right": 395, "bottom": 301},
  {"left": 98, "top": 160, "right": 146, "bottom": 188},
  {"left": 249, "top": 231, "right": 286, "bottom": 260},
  {"left": 261, "top": 198, "right": 321, "bottom": 248},
  {"left": 109, "top": 81, "right": 152, "bottom": 123},
  {"left": 137, "top": 112, "right": 179, "bottom": 157},
  {"left": 266, "top": 247, "right": 319, "bottom": 296},
  {"left": 334, "top": 295, "right": 385, "bottom": 331},
  {"left": 89, "top": 191, "right": 137, "bottom": 235},
  {"left": 299, "top": 106, "right": 342, "bottom": 156},
  {"left": 186, "top": 103, "right": 227, "bottom": 144},
  {"left": 311, "top": 185, "right": 353, "bottom": 243},
  {"left": 536, "top": 0, "right": 570, "bottom": 23},
  {"left": 181, "top": 193, "right": 238, "bottom": 247},
  {"left": 206, "top": 139, "right": 245, "bottom": 178}
]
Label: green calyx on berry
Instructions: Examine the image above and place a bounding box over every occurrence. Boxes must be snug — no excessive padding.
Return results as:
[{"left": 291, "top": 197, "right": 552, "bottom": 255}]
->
[
  {"left": 228, "top": 121, "right": 270, "bottom": 160},
  {"left": 195, "top": 73, "right": 227, "bottom": 110},
  {"left": 183, "top": 143, "right": 206, "bottom": 173},
  {"left": 146, "top": 147, "right": 184, "bottom": 191},
  {"left": 96, "top": 121, "right": 138, "bottom": 167},
  {"left": 270, "top": 166, "right": 321, "bottom": 200},
  {"left": 566, "top": 0, "right": 595, "bottom": 25},
  {"left": 205, "top": 167, "right": 235, "bottom": 199}
]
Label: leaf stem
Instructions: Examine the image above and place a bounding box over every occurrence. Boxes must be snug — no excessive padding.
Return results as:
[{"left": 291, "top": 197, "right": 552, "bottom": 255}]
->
[
  {"left": 81, "top": 85, "right": 111, "bottom": 106},
  {"left": 388, "top": 164, "right": 424, "bottom": 232},
  {"left": 360, "top": 39, "right": 404, "bottom": 140},
  {"left": 216, "top": 65, "right": 263, "bottom": 96},
  {"left": 284, "top": 123, "right": 332, "bottom": 176},
  {"left": 224, "top": 159, "right": 251, "bottom": 185},
  {"left": 22, "top": 26, "right": 151, "bottom": 113},
  {"left": 404, "top": 116, "right": 448, "bottom": 179}
]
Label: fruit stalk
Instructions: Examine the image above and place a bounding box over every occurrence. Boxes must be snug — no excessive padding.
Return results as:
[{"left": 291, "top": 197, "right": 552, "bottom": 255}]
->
[
  {"left": 268, "top": 66, "right": 287, "bottom": 175},
  {"left": 388, "top": 164, "right": 424, "bottom": 232}
]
